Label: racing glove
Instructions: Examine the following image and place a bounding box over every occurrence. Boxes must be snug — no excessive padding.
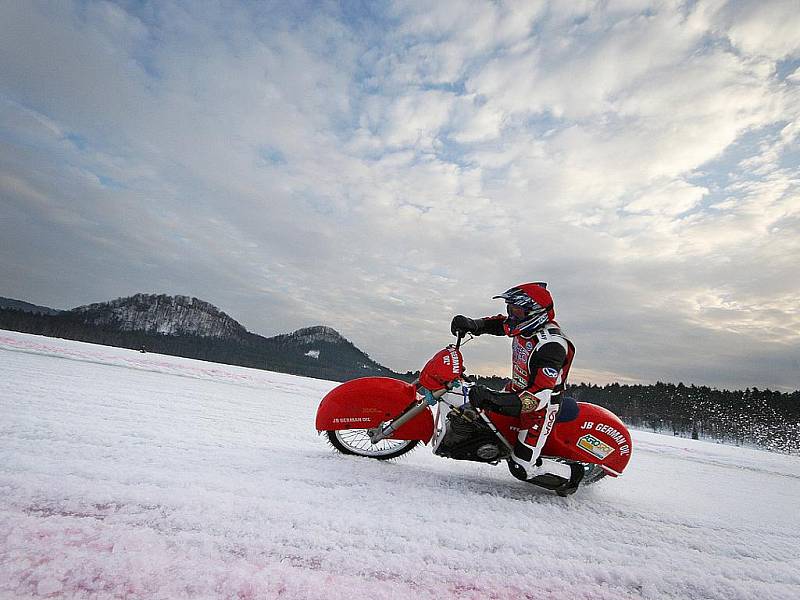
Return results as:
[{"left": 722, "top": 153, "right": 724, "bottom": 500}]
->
[
  {"left": 451, "top": 315, "right": 484, "bottom": 336},
  {"left": 468, "top": 385, "right": 522, "bottom": 417}
]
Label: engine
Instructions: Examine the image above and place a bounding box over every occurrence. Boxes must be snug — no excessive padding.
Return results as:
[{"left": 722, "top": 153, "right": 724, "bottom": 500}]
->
[{"left": 433, "top": 408, "right": 509, "bottom": 463}]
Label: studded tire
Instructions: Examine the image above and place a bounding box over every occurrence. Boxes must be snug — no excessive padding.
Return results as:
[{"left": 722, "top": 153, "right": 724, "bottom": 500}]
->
[{"left": 326, "top": 429, "right": 419, "bottom": 460}]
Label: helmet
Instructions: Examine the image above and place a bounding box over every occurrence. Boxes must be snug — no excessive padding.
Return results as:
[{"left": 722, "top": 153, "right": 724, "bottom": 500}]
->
[{"left": 493, "top": 282, "right": 555, "bottom": 337}]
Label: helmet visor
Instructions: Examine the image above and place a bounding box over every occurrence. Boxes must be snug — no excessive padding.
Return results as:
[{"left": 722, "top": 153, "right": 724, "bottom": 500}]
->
[{"left": 506, "top": 303, "right": 528, "bottom": 320}]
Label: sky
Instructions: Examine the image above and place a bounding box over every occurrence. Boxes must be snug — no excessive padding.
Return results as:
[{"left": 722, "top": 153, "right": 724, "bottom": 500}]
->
[{"left": 1, "top": 0, "right": 799, "bottom": 391}]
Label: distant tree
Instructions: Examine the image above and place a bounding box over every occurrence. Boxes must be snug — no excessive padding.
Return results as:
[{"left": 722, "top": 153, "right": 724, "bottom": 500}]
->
[{"left": 570, "top": 379, "right": 799, "bottom": 454}]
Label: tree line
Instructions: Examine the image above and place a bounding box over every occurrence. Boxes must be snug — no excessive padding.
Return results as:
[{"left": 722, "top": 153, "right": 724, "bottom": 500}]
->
[{"left": 569, "top": 381, "right": 800, "bottom": 454}]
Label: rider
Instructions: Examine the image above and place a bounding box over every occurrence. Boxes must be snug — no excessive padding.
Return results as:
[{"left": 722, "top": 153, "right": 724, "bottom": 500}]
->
[{"left": 451, "top": 282, "right": 584, "bottom": 495}]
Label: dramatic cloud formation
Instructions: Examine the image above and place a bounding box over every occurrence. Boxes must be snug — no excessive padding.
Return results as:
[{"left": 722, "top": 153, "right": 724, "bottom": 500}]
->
[{"left": 1, "top": 0, "right": 798, "bottom": 390}]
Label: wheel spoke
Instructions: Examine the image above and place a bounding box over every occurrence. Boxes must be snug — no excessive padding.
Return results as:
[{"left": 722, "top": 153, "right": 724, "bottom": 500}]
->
[{"left": 332, "top": 429, "right": 414, "bottom": 457}]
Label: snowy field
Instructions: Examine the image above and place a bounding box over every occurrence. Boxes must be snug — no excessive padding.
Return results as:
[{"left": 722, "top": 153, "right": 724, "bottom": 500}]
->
[{"left": 1, "top": 331, "right": 799, "bottom": 600}]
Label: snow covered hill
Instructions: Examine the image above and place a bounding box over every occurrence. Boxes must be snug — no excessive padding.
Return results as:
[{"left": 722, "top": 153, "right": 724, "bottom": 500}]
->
[
  {"left": 1, "top": 331, "right": 799, "bottom": 600},
  {"left": 71, "top": 294, "right": 247, "bottom": 339},
  {"left": 1, "top": 295, "right": 396, "bottom": 382}
]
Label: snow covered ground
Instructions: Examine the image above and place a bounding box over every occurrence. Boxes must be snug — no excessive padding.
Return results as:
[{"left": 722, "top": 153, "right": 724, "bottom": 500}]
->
[{"left": 1, "top": 330, "right": 799, "bottom": 600}]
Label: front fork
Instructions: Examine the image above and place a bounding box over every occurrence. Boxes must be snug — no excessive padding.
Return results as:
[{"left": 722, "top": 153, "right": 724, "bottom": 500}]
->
[
  {"left": 368, "top": 384, "right": 517, "bottom": 456},
  {"left": 368, "top": 386, "right": 448, "bottom": 444}
]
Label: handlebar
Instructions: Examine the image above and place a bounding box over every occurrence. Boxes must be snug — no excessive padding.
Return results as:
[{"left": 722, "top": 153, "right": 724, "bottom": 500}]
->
[
  {"left": 451, "top": 332, "right": 477, "bottom": 383},
  {"left": 454, "top": 331, "right": 475, "bottom": 350}
]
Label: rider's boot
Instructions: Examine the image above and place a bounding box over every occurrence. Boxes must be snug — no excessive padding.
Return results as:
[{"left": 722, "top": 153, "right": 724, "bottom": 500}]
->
[
  {"left": 555, "top": 463, "right": 585, "bottom": 497},
  {"left": 509, "top": 456, "right": 573, "bottom": 481},
  {"left": 508, "top": 402, "right": 573, "bottom": 482},
  {"left": 509, "top": 407, "right": 584, "bottom": 494},
  {"left": 508, "top": 458, "right": 584, "bottom": 495}
]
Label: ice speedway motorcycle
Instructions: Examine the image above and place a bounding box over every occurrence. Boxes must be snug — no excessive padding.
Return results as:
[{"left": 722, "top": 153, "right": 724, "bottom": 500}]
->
[{"left": 316, "top": 335, "right": 632, "bottom": 495}]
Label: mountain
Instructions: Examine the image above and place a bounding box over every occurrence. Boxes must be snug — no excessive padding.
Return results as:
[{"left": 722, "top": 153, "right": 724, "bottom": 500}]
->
[
  {"left": 0, "top": 294, "right": 396, "bottom": 382},
  {"left": 72, "top": 294, "right": 248, "bottom": 340},
  {"left": 0, "top": 297, "right": 61, "bottom": 315},
  {"left": 281, "top": 325, "right": 345, "bottom": 345},
  {"left": 266, "top": 325, "right": 393, "bottom": 379}
]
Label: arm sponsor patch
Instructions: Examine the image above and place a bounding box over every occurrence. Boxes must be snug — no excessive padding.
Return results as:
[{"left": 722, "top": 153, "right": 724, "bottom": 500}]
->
[
  {"left": 519, "top": 391, "right": 537, "bottom": 413},
  {"left": 542, "top": 367, "right": 559, "bottom": 379}
]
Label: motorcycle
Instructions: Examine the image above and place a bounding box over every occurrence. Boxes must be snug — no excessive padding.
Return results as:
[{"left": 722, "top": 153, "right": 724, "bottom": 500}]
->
[{"left": 315, "top": 334, "right": 632, "bottom": 495}]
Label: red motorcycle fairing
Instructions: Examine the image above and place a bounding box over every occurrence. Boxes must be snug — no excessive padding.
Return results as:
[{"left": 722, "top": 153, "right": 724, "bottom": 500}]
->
[
  {"left": 315, "top": 377, "right": 435, "bottom": 443},
  {"left": 418, "top": 346, "right": 464, "bottom": 392},
  {"left": 486, "top": 402, "right": 633, "bottom": 477}
]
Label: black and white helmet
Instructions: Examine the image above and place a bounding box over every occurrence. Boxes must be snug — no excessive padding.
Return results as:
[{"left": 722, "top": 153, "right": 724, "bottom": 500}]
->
[{"left": 493, "top": 282, "right": 555, "bottom": 336}]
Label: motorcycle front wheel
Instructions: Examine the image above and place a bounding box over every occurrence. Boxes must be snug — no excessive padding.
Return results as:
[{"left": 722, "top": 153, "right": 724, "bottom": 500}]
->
[{"left": 326, "top": 429, "right": 419, "bottom": 460}]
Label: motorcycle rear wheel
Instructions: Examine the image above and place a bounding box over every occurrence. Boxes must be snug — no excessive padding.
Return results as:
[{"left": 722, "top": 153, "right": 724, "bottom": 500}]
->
[
  {"left": 582, "top": 463, "right": 608, "bottom": 485},
  {"left": 326, "top": 429, "right": 419, "bottom": 460},
  {"left": 525, "top": 460, "right": 607, "bottom": 489}
]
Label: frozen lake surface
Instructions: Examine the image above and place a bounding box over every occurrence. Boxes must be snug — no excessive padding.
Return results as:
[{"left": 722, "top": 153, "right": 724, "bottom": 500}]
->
[{"left": 2, "top": 331, "right": 799, "bottom": 599}]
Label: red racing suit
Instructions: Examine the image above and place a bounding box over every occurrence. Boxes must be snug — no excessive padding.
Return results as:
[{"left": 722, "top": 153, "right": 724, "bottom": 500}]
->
[{"left": 478, "top": 315, "right": 575, "bottom": 477}]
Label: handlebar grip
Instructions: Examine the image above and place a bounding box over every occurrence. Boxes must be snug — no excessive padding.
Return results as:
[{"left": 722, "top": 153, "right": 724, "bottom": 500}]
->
[{"left": 455, "top": 332, "right": 464, "bottom": 350}]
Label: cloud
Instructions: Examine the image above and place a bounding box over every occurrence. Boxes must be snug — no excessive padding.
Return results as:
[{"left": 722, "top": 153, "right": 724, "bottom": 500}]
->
[
  {"left": 1, "top": 0, "right": 799, "bottom": 391},
  {"left": 624, "top": 180, "right": 708, "bottom": 216},
  {"left": 373, "top": 90, "right": 456, "bottom": 148},
  {"left": 719, "top": 0, "right": 800, "bottom": 60}
]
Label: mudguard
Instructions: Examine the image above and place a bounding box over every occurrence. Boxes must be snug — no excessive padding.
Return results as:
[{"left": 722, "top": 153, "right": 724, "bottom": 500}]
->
[
  {"left": 544, "top": 403, "right": 632, "bottom": 476},
  {"left": 486, "top": 402, "right": 633, "bottom": 477},
  {"left": 315, "top": 377, "right": 435, "bottom": 443}
]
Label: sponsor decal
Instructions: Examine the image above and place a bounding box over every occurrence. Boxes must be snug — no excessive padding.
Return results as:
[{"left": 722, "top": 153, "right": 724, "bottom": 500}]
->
[
  {"left": 542, "top": 367, "right": 559, "bottom": 379},
  {"left": 519, "top": 391, "right": 537, "bottom": 413},
  {"left": 594, "top": 424, "right": 631, "bottom": 455},
  {"left": 526, "top": 341, "right": 534, "bottom": 351},
  {"left": 577, "top": 434, "right": 615, "bottom": 460},
  {"left": 441, "top": 349, "right": 461, "bottom": 374},
  {"left": 512, "top": 364, "right": 528, "bottom": 388},
  {"left": 542, "top": 409, "right": 557, "bottom": 435},
  {"left": 513, "top": 343, "right": 530, "bottom": 363},
  {"left": 333, "top": 417, "right": 373, "bottom": 424}
]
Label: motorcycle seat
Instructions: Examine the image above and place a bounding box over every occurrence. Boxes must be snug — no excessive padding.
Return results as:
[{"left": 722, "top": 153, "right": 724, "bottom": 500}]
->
[{"left": 555, "top": 396, "right": 579, "bottom": 423}]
